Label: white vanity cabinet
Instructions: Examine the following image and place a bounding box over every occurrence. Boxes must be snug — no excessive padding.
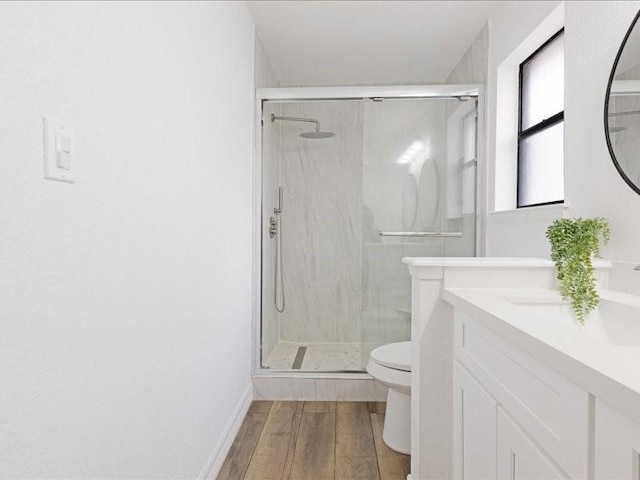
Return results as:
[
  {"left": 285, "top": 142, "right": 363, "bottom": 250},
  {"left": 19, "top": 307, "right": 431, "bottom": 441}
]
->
[
  {"left": 496, "top": 407, "right": 565, "bottom": 480},
  {"left": 453, "top": 310, "right": 590, "bottom": 480},
  {"left": 595, "top": 398, "right": 640, "bottom": 479},
  {"left": 453, "top": 361, "right": 497, "bottom": 479}
]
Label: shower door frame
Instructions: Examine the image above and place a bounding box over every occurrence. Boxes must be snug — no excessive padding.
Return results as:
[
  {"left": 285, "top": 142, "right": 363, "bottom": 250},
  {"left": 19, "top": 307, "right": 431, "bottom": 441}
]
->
[{"left": 253, "top": 85, "right": 485, "bottom": 378}]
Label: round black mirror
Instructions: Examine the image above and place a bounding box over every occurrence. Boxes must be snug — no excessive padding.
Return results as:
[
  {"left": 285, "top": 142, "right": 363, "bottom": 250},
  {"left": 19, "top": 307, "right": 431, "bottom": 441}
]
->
[{"left": 605, "top": 9, "right": 640, "bottom": 195}]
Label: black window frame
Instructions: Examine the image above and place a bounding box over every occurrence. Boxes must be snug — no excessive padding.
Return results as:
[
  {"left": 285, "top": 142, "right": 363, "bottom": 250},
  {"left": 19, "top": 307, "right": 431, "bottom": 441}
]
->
[{"left": 517, "top": 28, "right": 565, "bottom": 209}]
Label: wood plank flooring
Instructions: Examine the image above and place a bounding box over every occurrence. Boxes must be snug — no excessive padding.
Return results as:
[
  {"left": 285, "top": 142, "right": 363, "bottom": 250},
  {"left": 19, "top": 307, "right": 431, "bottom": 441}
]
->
[{"left": 217, "top": 401, "right": 410, "bottom": 480}]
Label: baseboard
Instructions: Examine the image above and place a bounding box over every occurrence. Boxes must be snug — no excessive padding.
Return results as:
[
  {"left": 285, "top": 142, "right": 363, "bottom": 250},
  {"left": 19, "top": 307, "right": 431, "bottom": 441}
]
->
[{"left": 198, "top": 383, "right": 253, "bottom": 480}]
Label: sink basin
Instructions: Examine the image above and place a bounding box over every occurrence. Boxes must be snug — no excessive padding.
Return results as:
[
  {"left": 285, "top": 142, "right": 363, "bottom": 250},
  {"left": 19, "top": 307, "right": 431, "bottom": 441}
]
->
[
  {"left": 502, "top": 293, "right": 640, "bottom": 346},
  {"left": 591, "top": 297, "right": 640, "bottom": 345}
]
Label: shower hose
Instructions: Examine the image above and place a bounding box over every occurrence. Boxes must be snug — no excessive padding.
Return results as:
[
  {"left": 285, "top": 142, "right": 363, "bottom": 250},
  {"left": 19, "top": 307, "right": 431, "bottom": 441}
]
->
[{"left": 274, "top": 214, "right": 285, "bottom": 313}]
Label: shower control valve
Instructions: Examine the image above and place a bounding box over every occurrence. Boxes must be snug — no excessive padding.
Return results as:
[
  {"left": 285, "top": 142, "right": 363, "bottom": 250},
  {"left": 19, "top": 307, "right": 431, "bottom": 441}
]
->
[{"left": 269, "top": 216, "right": 278, "bottom": 239}]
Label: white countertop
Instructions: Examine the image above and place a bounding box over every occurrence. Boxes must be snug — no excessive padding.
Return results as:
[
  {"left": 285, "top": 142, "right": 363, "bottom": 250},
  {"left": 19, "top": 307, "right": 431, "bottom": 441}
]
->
[
  {"left": 443, "top": 287, "right": 640, "bottom": 425},
  {"left": 404, "top": 256, "right": 612, "bottom": 268}
]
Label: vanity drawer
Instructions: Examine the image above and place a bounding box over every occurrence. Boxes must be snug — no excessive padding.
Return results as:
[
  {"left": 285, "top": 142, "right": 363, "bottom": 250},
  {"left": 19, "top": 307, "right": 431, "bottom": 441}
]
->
[{"left": 454, "top": 310, "right": 589, "bottom": 480}]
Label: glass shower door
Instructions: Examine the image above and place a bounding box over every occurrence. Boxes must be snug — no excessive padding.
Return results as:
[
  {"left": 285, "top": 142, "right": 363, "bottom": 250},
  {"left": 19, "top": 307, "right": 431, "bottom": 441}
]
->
[
  {"left": 261, "top": 99, "right": 366, "bottom": 371},
  {"left": 259, "top": 93, "right": 478, "bottom": 373},
  {"left": 359, "top": 97, "right": 477, "bottom": 368}
]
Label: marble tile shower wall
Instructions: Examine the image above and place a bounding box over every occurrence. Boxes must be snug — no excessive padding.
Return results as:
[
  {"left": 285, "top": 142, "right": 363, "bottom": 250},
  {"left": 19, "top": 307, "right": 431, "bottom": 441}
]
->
[
  {"left": 439, "top": 99, "right": 478, "bottom": 258},
  {"left": 256, "top": 33, "right": 281, "bottom": 362},
  {"left": 278, "top": 101, "right": 364, "bottom": 343},
  {"left": 445, "top": 24, "right": 488, "bottom": 257},
  {"left": 261, "top": 102, "right": 281, "bottom": 360}
]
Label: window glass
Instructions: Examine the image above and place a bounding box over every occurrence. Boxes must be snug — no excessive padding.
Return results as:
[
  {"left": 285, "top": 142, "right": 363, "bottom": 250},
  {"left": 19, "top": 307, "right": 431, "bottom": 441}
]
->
[
  {"left": 518, "top": 122, "right": 564, "bottom": 206},
  {"left": 521, "top": 32, "right": 564, "bottom": 131},
  {"left": 518, "top": 29, "right": 564, "bottom": 208}
]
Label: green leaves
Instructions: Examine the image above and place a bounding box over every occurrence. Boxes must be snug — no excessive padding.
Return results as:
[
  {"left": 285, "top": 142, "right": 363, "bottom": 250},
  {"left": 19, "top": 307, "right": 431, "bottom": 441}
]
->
[{"left": 546, "top": 218, "right": 610, "bottom": 324}]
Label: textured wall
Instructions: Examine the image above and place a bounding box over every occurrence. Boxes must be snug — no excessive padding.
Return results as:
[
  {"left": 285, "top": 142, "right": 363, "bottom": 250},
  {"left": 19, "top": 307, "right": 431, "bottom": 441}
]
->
[
  {"left": 0, "top": 2, "right": 255, "bottom": 477},
  {"left": 563, "top": 1, "right": 640, "bottom": 294},
  {"left": 482, "top": 1, "right": 640, "bottom": 269},
  {"left": 483, "top": 1, "right": 564, "bottom": 257},
  {"left": 446, "top": 24, "right": 489, "bottom": 86},
  {"left": 565, "top": 1, "right": 640, "bottom": 263}
]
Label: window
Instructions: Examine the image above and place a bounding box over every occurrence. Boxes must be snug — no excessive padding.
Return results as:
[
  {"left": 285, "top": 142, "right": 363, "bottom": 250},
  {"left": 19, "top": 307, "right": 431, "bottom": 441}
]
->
[{"left": 517, "top": 29, "right": 565, "bottom": 208}]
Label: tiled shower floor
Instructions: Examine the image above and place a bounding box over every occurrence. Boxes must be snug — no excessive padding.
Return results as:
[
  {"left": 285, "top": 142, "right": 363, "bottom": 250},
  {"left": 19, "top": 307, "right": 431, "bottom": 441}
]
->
[{"left": 264, "top": 341, "right": 385, "bottom": 371}]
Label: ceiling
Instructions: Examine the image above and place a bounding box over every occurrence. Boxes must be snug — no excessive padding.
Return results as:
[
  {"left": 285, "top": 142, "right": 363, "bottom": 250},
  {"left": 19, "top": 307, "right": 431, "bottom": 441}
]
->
[{"left": 246, "top": 1, "right": 502, "bottom": 86}]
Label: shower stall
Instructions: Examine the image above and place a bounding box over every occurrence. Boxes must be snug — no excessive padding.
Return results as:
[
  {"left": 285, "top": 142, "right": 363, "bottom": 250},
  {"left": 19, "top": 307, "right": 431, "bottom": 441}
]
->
[{"left": 255, "top": 86, "right": 482, "bottom": 374}]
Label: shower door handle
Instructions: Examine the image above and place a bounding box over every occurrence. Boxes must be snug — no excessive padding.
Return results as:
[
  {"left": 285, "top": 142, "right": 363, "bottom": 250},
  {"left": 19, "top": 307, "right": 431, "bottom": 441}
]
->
[{"left": 378, "top": 231, "right": 463, "bottom": 238}]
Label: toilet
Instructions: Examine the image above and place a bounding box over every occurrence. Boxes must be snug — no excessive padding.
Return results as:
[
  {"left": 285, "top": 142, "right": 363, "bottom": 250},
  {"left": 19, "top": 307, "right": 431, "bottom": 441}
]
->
[{"left": 367, "top": 341, "right": 411, "bottom": 455}]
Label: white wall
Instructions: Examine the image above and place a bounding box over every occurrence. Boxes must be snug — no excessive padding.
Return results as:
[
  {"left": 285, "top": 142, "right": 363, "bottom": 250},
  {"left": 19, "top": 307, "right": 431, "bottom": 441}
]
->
[
  {"left": 484, "top": 1, "right": 564, "bottom": 257},
  {"left": 255, "top": 33, "right": 280, "bottom": 91},
  {"left": 0, "top": 2, "right": 255, "bottom": 478},
  {"left": 485, "top": 1, "right": 640, "bottom": 280},
  {"left": 564, "top": 1, "right": 640, "bottom": 266}
]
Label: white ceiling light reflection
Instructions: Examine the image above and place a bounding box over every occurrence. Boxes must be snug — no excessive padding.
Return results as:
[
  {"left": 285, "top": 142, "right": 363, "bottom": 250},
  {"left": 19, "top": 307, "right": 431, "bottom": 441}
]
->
[{"left": 397, "top": 140, "right": 427, "bottom": 165}]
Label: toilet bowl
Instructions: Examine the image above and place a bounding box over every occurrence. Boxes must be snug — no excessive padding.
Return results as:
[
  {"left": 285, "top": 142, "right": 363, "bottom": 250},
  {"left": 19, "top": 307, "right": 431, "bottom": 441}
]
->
[{"left": 367, "top": 341, "right": 411, "bottom": 455}]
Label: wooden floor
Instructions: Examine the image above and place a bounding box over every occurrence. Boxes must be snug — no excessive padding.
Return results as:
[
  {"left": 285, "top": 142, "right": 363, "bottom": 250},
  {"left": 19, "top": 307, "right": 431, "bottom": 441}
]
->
[{"left": 217, "top": 401, "right": 410, "bottom": 480}]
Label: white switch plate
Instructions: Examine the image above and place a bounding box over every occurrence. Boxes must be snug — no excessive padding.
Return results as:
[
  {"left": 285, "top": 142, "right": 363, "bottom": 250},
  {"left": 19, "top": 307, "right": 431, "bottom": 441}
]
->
[{"left": 43, "top": 117, "right": 74, "bottom": 183}]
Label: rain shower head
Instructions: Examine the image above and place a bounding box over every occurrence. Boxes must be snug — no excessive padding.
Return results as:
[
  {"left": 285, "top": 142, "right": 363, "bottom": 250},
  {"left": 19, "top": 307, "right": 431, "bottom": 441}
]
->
[{"left": 271, "top": 114, "right": 335, "bottom": 139}]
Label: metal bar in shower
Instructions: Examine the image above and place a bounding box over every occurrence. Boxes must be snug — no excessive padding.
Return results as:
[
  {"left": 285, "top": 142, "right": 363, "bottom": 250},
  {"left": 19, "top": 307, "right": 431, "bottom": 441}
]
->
[
  {"left": 271, "top": 114, "right": 320, "bottom": 130},
  {"left": 378, "top": 231, "right": 463, "bottom": 238},
  {"left": 608, "top": 109, "right": 640, "bottom": 117}
]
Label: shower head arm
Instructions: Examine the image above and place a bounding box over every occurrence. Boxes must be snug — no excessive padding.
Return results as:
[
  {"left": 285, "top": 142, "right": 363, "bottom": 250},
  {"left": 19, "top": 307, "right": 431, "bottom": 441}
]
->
[{"left": 270, "top": 114, "right": 320, "bottom": 132}]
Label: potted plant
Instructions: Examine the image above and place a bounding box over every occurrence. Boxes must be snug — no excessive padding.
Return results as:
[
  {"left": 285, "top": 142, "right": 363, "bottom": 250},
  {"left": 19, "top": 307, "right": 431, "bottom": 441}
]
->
[{"left": 546, "top": 218, "right": 610, "bottom": 324}]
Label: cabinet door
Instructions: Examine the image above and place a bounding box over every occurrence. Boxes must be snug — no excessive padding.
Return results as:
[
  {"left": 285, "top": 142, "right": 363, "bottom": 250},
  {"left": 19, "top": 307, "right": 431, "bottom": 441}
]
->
[
  {"left": 497, "top": 407, "right": 567, "bottom": 479},
  {"left": 453, "top": 360, "right": 497, "bottom": 479},
  {"left": 595, "top": 398, "right": 640, "bottom": 479}
]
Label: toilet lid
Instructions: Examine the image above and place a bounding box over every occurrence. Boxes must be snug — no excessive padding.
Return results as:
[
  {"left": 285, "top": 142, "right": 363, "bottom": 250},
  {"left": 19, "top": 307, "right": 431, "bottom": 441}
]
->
[{"left": 370, "top": 341, "right": 411, "bottom": 372}]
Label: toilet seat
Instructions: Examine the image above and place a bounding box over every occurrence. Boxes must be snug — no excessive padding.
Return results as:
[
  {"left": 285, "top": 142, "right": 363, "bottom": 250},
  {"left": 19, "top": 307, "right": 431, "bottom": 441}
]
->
[
  {"left": 367, "top": 341, "right": 413, "bottom": 455},
  {"left": 367, "top": 359, "right": 411, "bottom": 392},
  {"left": 370, "top": 341, "right": 411, "bottom": 372},
  {"left": 367, "top": 341, "right": 412, "bottom": 393}
]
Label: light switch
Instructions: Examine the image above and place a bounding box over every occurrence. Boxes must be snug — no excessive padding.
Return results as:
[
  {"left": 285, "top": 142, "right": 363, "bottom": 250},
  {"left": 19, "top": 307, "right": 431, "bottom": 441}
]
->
[
  {"left": 43, "top": 117, "right": 74, "bottom": 183},
  {"left": 57, "top": 151, "right": 71, "bottom": 170},
  {"left": 55, "top": 133, "right": 71, "bottom": 170}
]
